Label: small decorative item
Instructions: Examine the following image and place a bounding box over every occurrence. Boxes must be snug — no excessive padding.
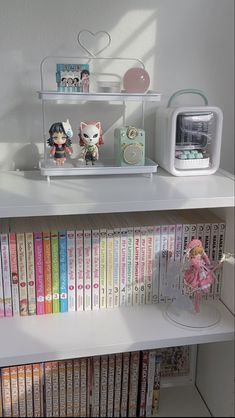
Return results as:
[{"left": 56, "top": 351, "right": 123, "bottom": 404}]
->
[
  {"left": 80, "top": 69, "right": 90, "bottom": 92},
  {"left": 78, "top": 121, "right": 104, "bottom": 165},
  {"left": 47, "top": 120, "right": 73, "bottom": 166},
  {"left": 123, "top": 67, "right": 150, "bottom": 93},
  {"left": 114, "top": 126, "right": 145, "bottom": 166},
  {"left": 183, "top": 239, "right": 219, "bottom": 313},
  {"left": 56, "top": 64, "right": 89, "bottom": 92}
]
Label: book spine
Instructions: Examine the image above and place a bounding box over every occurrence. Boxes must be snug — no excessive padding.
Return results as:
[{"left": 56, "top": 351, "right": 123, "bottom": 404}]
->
[
  {"left": 203, "top": 223, "right": 211, "bottom": 257},
  {"left": 166, "top": 224, "right": 176, "bottom": 301},
  {"left": 189, "top": 223, "right": 197, "bottom": 241},
  {"left": 181, "top": 224, "right": 190, "bottom": 293},
  {"left": 151, "top": 355, "right": 162, "bottom": 417},
  {"left": 0, "top": 243, "right": 4, "bottom": 317},
  {"left": 73, "top": 359, "right": 80, "bottom": 417},
  {"left": 107, "top": 354, "right": 115, "bottom": 418},
  {"left": 139, "top": 351, "right": 149, "bottom": 417},
  {"left": 114, "top": 353, "right": 122, "bottom": 417},
  {"left": 159, "top": 225, "right": 168, "bottom": 302},
  {"left": 18, "top": 365, "right": 26, "bottom": 417},
  {"left": 133, "top": 226, "right": 141, "bottom": 305},
  {"left": 51, "top": 362, "right": 59, "bottom": 417},
  {"left": 76, "top": 230, "right": 84, "bottom": 311},
  {"left": 10, "top": 367, "right": 19, "bottom": 417},
  {"left": 87, "top": 358, "right": 92, "bottom": 417},
  {"left": 174, "top": 224, "right": 183, "bottom": 292},
  {"left": 215, "top": 222, "right": 226, "bottom": 296},
  {"left": 1, "top": 368, "right": 12, "bottom": 417},
  {"left": 107, "top": 229, "right": 114, "bottom": 309},
  {"left": 59, "top": 361, "right": 66, "bottom": 417},
  {"left": 1, "top": 234, "right": 12, "bottom": 317},
  {"left": 45, "top": 362, "right": 53, "bottom": 417},
  {"left": 196, "top": 223, "right": 205, "bottom": 242},
  {"left": 25, "top": 364, "right": 33, "bottom": 417},
  {"left": 51, "top": 232, "right": 60, "bottom": 313},
  {"left": 146, "top": 350, "right": 156, "bottom": 417},
  {"left": 92, "top": 229, "right": 100, "bottom": 310},
  {"left": 209, "top": 222, "right": 219, "bottom": 297},
  {"left": 120, "top": 228, "right": 127, "bottom": 306},
  {"left": 34, "top": 232, "right": 45, "bottom": 315},
  {"left": 33, "top": 364, "right": 42, "bottom": 417},
  {"left": 25, "top": 232, "right": 36, "bottom": 315},
  {"left": 100, "top": 355, "right": 108, "bottom": 417},
  {"left": 0, "top": 372, "right": 3, "bottom": 417},
  {"left": 16, "top": 233, "right": 28, "bottom": 316},
  {"left": 67, "top": 231, "right": 76, "bottom": 312},
  {"left": 80, "top": 358, "right": 87, "bottom": 417},
  {"left": 59, "top": 231, "right": 68, "bottom": 313},
  {"left": 120, "top": 352, "right": 130, "bottom": 417},
  {"left": 128, "top": 351, "right": 140, "bottom": 417},
  {"left": 146, "top": 226, "right": 154, "bottom": 304},
  {"left": 113, "top": 228, "right": 120, "bottom": 308},
  {"left": 92, "top": 356, "right": 100, "bottom": 417},
  {"left": 140, "top": 227, "right": 147, "bottom": 305},
  {"left": 126, "top": 227, "right": 134, "bottom": 306},
  {"left": 66, "top": 360, "right": 73, "bottom": 417},
  {"left": 9, "top": 233, "right": 20, "bottom": 316},
  {"left": 84, "top": 230, "right": 92, "bottom": 311},
  {"left": 99, "top": 229, "right": 107, "bottom": 309},
  {"left": 42, "top": 231, "right": 52, "bottom": 314}
]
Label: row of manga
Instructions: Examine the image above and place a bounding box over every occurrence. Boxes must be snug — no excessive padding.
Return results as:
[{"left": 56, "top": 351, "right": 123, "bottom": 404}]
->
[
  {"left": 0, "top": 210, "right": 225, "bottom": 317},
  {"left": 0, "top": 345, "right": 191, "bottom": 418}
]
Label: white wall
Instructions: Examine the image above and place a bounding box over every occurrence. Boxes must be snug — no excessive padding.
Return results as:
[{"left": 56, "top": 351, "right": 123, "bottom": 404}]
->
[{"left": 0, "top": 0, "right": 234, "bottom": 172}]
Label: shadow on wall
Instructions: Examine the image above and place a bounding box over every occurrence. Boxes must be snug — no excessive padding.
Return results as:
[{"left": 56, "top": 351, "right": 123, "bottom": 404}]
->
[{"left": 13, "top": 143, "right": 40, "bottom": 171}]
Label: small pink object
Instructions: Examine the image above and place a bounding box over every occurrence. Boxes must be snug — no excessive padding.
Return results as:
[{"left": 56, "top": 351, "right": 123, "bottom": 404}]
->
[{"left": 123, "top": 67, "right": 150, "bottom": 93}]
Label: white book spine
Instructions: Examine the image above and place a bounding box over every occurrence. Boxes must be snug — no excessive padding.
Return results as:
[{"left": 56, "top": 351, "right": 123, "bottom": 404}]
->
[
  {"left": 152, "top": 226, "right": 161, "bottom": 304},
  {"left": 189, "top": 224, "right": 197, "bottom": 241},
  {"left": 107, "top": 229, "right": 114, "bottom": 309},
  {"left": 196, "top": 223, "right": 205, "bottom": 244},
  {"left": 181, "top": 224, "right": 190, "bottom": 294},
  {"left": 120, "top": 228, "right": 127, "bottom": 306},
  {"left": 159, "top": 225, "right": 168, "bottom": 302},
  {"left": 146, "top": 350, "right": 156, "bottom": 417},
  {"left": 140, "top": 226, "right": 147, "bottom": 305},
  {"left": 92, "top": 229, "right": 100, "bottom": 310},
  {"left": 210, "top": 223, "right": 219, "bottom": 297},
  {"left": 215, "top": 222, "right": 226, "bottom": 296},
  {"left": 99, "top": 229, "right": 107, "bottom": 309},
  {"left": 146, "top": 226, "right": 154, "bottom": 304},
  {"left": 113, "top": 229, "right": 121, "bottom": 308},
  {"left": 203, "top": 223, "right": 211, "bottom": 257},
  {"left": 174, "top": 224, "right": 183, "bottom": 291},
  {"left": 126, "top": 227, "right": 134, "bottom": 306},
  {"left": 67, "top": 231, "right": 76, "bottom": 311},
  {"left": 76, "top": 230, "right": 84, "bottom": 311},
  {"left": 166, "top": 224, "right": 176, "bottom": 301},
  {"left": 84, "top": 230, "right": 92, "bottom": 310},
  {"left": 133, "top": 227, "right": 141, "bottom": 305},
  {"left": 0, "top": 234, "right": 12, "bottom": 317}
]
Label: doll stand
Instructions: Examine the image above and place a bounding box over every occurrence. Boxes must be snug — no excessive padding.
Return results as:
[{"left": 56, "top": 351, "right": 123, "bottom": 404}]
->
[{"left": 165, "top": 296, "right": 221, "bottom": 328}]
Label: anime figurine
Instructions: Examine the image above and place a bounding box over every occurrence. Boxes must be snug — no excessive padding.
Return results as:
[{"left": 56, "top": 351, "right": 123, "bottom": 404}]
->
[
  {"left": 183, "top": 239, "right": 217, "bottom": 313},
  {"left": 80, "top": 69, "right": 90, "bottom": 92},
  {"left": 47, "top": 120, "right": 73, "bottom": 166},
  {"left": 78, "top": 121, "right": 104, "bottom": 165}
]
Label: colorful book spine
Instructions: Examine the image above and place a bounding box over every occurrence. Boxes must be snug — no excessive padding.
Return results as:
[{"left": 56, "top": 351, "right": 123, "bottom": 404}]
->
[
  {"left": 34, "top": 232, "right": 45, "bottom": 315},
  {"left": 100, "top": 355, "right": 108, "bottom": 417},
  {"left": 0, "top": 234, "right": 12, "bottom": 317},
  {"left": 140, "top": 227, "right": 147, "bottom": 305},
  {"left": 80, "top": 358, "right": 87, "bottom": 417},
  {"left": 92, "top": 229, "right": 100, "bottom": 310},
  {"left": 128, "top": 351, "right": 140, "bottom": 417},
  {"left": 139, "top": 351, "right": 149, "bottom": 417},
  {"left": 114, "top": 353, "right": 122, "bottom": 417},
  {"left": 0, "top": 241, "right": 5, "bottom": 318},
  {"left": 1, "top": 368, "right": 12, "bottom": 417},
  {"left": 45, "top": 362, "right": 53, "bottom": 417},
  {"left": 121, "top": 352, "right": 130, "bottom": 417},
  {"left": 92, "top": 356, "right": 100, "bottom": 417},
  {"left": 25, "top": 364, "right": 33, "bottom": 417},
  {"left": 59, "top": 361, "right": 66, "bottom": 417},
  {"left": 33, "top": 364, "right": 42, "bottom": 417},
  {"left": 107, "top": 229, "right": 114, "bottom": 309},
  {"left": 99, "top": 229, "right": 107, "bottom": 309},
  {"left": 18, "top": 365, "right": 26, "bottom": 417},
  {"left": 42, "top": 231, "right": 52, "bottom": 314},
  {"left": 120, "top": 228, "right": 127, "bottom": 306},
  {"left": 25, "top": 232, "right": 36, "bottom": 315},
  {"left": 10, "top": 367, "right": 19, "bottom": 418},
  {"left": 51, "top": 362, "right": 59, "bottom": 417},
  {"left": 76, "top": 230, "right": 84, "bottom": 311},
  {"left": 59, "top": 230, "right": 68, "bottom": 313},
  {"left": 133, "top": 226, "right": 141, "bottom": 305},
  {"left": 113, "top": 228, "right": 121, "bottom": 308},
  {"left": 73, "top": 359, "right": 80, "bottom": 417},
  {"left": 66, "top": 360, "right": 73, "bottom": 417},
  {"left": 151, "top": 355, "right": 162, "bottom": 417},
  {"left": 9, "top": 233, "right": 20, "bottom": 316},
  {"left": 146, "top": 350, "right": 156, "bottom": 417},
  {"left": 107, "top": 355, "right": 115, "bottom": 417},
  {"left": 159, "top": 225, "right": 168, "bottom": 302},
  {"left": 16, "top": 233, "right": 28, "bottom": 316},
  {"left": 126, "top": 227, "right": 134, "bottom": 306},
  {"left": 67, "top": 231, "right": 76, "bottom": 312},
  {"left": 51, "top": 231, "right": 60, "bottom": 314},
  {"left": 146, "top": 226, "right": 154, "bottom": 304},
  {"left": 84, "top": 230, "right": 92, "bottom": 310},
  {"left": 152, "top": 226, "right": 161, "bottom": 303}
]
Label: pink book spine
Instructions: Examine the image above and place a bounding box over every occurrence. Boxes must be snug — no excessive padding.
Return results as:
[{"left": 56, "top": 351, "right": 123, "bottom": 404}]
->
[
  {"left": 9, "top": 233, "right": 20, "bottom": 316},
  {"left": 0, "top": 234, "right": 12, "bottom": 317},
  {"left": 146, "top": 226, "right": 154, "bottom": 305},
  {"left": 128, "top": 351, "right": 140, "bottom": 417},
  {"left": 76, "top": 230, "right": 84, "bottom": 311},
  {"left": 139, "top": 351, "right": 149, "bottom": 417},
  {"left": 120, "top": 228, "right": 127, "bottom": 306},
  {"left": 0, "top": 241, "right": 5, "bottom": 317},
  {"left": 140, "top": 227, "right": 147, "bottom": 305},
  {"left": 34, "top": 232, "right": 45, "bottom": 315},
  {"left": 67, "top": 231, "right": 76, "bottom": 312},
  {"left": 92, "top": 229, "right": 100, "bottom": 310},
  {"left": 133, "top": 227, "right": 141, "bottom": 306},
  {"left": 121, "top": 352, "right": 130, "bottom": 417},
  {"left": 152, "top": 226, "right": 161, "bottom": 304},
  {"left": 84, "top": 230, "right": 92, "bottom": 311}
]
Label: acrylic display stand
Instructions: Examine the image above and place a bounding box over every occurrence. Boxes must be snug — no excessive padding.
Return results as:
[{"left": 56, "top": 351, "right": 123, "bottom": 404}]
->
[{"left": 38, "top": 30, "right": 161, "bottom": 181}]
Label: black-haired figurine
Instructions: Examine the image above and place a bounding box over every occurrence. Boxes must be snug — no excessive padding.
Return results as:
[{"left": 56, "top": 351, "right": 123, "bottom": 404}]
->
[
  {"left": 47, "top": 119, "right": 73, "bottom": 165},
  {"left": 80, "top": 69, "right": 90, "bottom": 92}
]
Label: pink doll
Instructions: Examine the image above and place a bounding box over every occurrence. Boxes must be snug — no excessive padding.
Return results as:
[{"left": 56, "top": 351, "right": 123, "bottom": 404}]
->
[{"left": 183, "top": 239, "right": 215, "bottom": 313}]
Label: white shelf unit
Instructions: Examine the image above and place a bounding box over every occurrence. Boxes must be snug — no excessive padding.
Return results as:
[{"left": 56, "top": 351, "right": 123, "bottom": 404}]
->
[
  {"left": 38, "top": 90, "right": 162, "bottom": 102},
  {"left": 0, "top": 168, "right": 234, "bottom": 417}
]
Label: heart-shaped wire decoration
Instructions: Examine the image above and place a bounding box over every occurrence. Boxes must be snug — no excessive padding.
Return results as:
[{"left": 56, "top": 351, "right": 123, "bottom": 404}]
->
[{"left": 77, "top": 30, "right": 111, "bottom": 57}]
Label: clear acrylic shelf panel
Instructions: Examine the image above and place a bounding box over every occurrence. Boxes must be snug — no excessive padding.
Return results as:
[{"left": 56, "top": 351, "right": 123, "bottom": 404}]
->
[{"left": 38, "top": 90, "right": 162, "bottom": 102}]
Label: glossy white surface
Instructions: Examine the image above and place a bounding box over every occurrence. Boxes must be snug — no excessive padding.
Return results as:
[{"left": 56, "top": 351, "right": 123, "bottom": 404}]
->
[{"left": 38, "top": 90, "right": 162, "bottom": 102}]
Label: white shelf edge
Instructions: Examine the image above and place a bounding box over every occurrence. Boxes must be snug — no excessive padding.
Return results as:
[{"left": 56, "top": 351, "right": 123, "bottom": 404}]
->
[
  {"left": 0, "top": 300, "right": 233, "bottom": 367},
  {"left": 38, "top": 90, "right": 162, "bottom": 102}
]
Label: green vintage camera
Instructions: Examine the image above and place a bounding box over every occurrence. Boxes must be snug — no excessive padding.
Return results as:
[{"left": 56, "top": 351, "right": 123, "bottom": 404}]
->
[{"left": 114, "top": 126, "right": 145, "bottom": 166}]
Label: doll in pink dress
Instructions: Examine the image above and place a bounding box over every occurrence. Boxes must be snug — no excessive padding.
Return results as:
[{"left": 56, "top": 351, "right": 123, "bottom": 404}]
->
[{"left": 183, "top": 239, "right": 215, "bottom": 313}]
